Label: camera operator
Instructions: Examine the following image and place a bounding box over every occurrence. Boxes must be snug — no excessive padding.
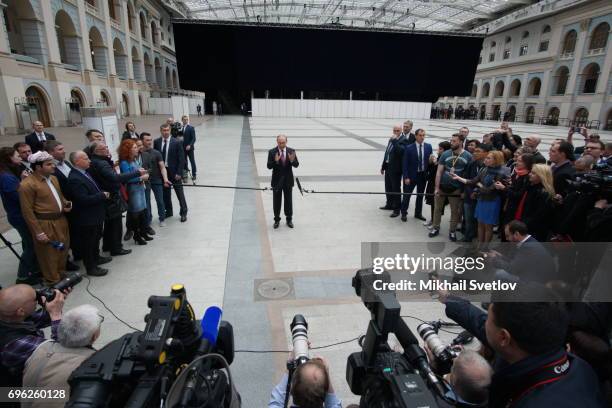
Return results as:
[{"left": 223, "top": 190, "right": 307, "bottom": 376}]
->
[
  {"left": 437, "top": 285, "right": 606, "bottom": 407},
  {"left": 269, "top": 355, "right": 342, "bottom": 408},
  {"left": 490, "top": 122, "right": 515, "bottom": 152},
  {"left": 22, "top": 304, "right": 102, "bottom": 408},
  {"left": 0, "top": 284, "right": 66, "bottom": 385},
  {"left": 423, "top": 346, "right": 492, "bottom": 407}
]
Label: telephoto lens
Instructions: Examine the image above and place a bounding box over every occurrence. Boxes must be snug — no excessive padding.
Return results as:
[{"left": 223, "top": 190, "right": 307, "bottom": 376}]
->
[
  {"left": 290, "top": 314, "right": 309, "bottom": 365},
  {"left": 417, "top": 323, "right": 447, "bottom": 359},
  {"left": 36, "top": 272, "right": 83, "bottom": 304}
]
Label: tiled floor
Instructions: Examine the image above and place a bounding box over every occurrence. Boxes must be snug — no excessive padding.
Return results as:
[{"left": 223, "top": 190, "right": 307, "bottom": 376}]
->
[{"left": 0, "top": 116, "right": 609, "bottom": 406}]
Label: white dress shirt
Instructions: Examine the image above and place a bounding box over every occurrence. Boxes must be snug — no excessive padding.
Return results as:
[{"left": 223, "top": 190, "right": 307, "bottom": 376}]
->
[
  {"left": 55, "top": 160, "right": 71, "bottom": 178},
  {"left": 45, "top": 177, "right": 63, "bottom": 211}
]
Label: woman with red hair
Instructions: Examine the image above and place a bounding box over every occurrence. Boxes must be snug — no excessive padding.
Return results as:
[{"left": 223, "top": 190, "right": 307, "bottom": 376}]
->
[{"left": 118, "top": 139, "right": 151, "bottom": 245}]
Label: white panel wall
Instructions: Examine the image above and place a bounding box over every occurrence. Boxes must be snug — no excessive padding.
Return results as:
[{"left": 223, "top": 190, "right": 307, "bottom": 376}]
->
[{"left": 297, "top": 98, "right": 432, "bottom": 119}]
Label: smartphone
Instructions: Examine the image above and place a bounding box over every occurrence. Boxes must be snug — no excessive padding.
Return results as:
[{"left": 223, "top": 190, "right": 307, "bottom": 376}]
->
[{"left": 65, "top": 201, "right": 72, "bottom": 209}]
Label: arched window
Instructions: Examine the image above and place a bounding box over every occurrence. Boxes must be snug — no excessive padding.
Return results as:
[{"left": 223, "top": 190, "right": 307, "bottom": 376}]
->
[
  {"left": 154, "top": 57, "right": 162, "bottom": 85},
  {"left": 525, "top": 106, "right": 535, "bottom": 123},
  {"left": 150, "top": 21, "right": 158, "bottom": 46},
  {"left": 554, "top": 66, "right": 569, "bottom": 95},
  {"left": 589, "top": 23, "right": 610, "bottom": 51},
  {"left": 547, "top": 107, "right": 560, "bottom": 125},
  {"left": 510, "top": 79, "right": 521, "bottom": 97},
  {"left": 494, "top": 80, "right": 505, "bottom": 97},
  {"left": 562, "top": 30, "right": 577, "bottom": 54},
  {"left": 89, "top": 27, "right": 107, "bottom": 74},
  {"left": 108, "top": 0, "right": 117, "bottom": 21},
  {"left": 55, "top": 10, "right": 81, "bottom": 68},
  {"left": 100, "top": 90, "right": 110, "bottom": 106},
  {"left": 582, "top": 63, "right": 600, "bottom": 93},
  {"left": 527, "top": 78, "right": 541, "bottom": 96},
  {"left": 131, "top": 46, "right": 143, "bottom": 82},
  {"left": 490, "top": 41, "right": 496, "bottom": 48},
  {"left": 522, "top": 31, "right": 529, "bottom": 39},
  {"left": 127, "top": 2, "right": 135, "bottom": 32},
  {"left": 113, "top": 37, "right": 128, "bottom": 79},
  {"left": 139, "top": 12, "right": 147, "bottom": 39},
  {"left": 482, "top": 82, "right": 490, "bottom": 97},
  {"left": 542, "top": 25, "right": 551, "bottom": 34}
]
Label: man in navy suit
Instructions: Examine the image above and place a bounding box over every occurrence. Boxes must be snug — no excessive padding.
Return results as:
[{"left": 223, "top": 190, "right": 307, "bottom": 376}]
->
[
  {"left": 401, "top": 129, "right": 432, "bottom": 222},
  {"left": 25, "top": 121, "right": 55, "bottom": 153},
  {"left": 181, "top": 115, "right": 197, "bottom": 180},
  {"left": 267, "top": 135, "right": 299, "bottom": 229},
  {"left": 154, "top": 123, "right": 188, "bottom": 222},
  {"left": 67, "top": 151, "right": 110, "bottom": 277}
]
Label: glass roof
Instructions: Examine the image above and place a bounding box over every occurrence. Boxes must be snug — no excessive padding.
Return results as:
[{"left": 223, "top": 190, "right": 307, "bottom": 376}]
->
[{"left": 178, "top": 0, "right": 536, "bottom": 32}]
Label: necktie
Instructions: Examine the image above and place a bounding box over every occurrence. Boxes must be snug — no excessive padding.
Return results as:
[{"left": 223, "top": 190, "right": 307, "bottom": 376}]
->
[
  {"left": 84, "top": 171, "right": 101, "bottom": 192},
  {"left": 162, "top": 140, "right": 168, "bottom": 164},
  {"left": 385, "top": 140, "right": 393, "bottom": 162},
  {"left": 281, "top": 150, "right": 286, "bottom": 164},
  {"left": 418, "top": 144, "right": 423, "bottom": 172}
]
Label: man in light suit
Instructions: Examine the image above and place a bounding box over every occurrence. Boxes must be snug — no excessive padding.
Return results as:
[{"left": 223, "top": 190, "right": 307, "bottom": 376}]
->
[
  {"left": 154, "top": 123, "right": 188, "bottom": 222},
  {"left": 401, "top": 129, "right": 432, "bottom": 222},
  {"left": 181, "top": 115, "right": 197, "bottom": 180},
  {"left": 25, "top": 121, "right": 55, "bottom": 153},
  {"left": 267, "top": 135, "right": 299, "bottom": 229}
]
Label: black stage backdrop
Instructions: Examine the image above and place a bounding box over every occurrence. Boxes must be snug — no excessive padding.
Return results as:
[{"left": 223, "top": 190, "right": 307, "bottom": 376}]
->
[{"left": 173, "top": 22, "right": 483, "bottom": 113}]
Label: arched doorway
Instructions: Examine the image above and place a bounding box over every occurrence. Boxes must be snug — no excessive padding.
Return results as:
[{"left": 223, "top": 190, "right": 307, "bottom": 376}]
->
[
  {"left": 508, "top": 105, "right": 516, "bottom": 121},
  {"left": 546, "top": 107, "right": 560, "bottom": 126},
  {"left": 482, "top": 82, "right": 490, "bottom": 97},
  {"left": 582, "top": 63, "right": 600, "bottom": 94},
  {"left": 100, "top": 90, "right": 111, "bottom": 106},
  {"left": 55, "top": 10, "right": 81, "bottom": 68},
  {"left": 4, "top": 0, "right": 44, "bottom": 62},
  {"left": 25, "top": 85, "right": 51, "bottom": 127},
  {"left": 69, "top": 88, "right": 85, "bottom": 124},
  {"left": 492, "top": 105, "right": 501, "bottom": 120},
  {"left": 89, "top": 27, "right": 107, "bottom": 74},
  {"left": 143, "top": 52, "right": 153, "bottom": 82},
  {"left": 121, "top": 93, "right": 130, "bottom": 117},
  {"left": 574, "top": 107, "right": 589, "bottom": 127},
  {"left": 479, "top": 105, "right": 486, "bottom": 120},
  {"left": 554, "top": 66, "right": 569, "bottom": 95},
  {"left": 525, "top": 106, "right": 535, "bottom": 124},
  {"left": 154, "top": 58, "right": 162, "bottom": 85},
  {"left": 165, "top": 66, "right": 171, "bottom": 88}
]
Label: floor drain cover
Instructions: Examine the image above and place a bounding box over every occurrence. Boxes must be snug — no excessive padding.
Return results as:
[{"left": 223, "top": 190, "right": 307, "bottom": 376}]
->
[{"left": 256, "top": 279, "right": 292, "bottom": 299}]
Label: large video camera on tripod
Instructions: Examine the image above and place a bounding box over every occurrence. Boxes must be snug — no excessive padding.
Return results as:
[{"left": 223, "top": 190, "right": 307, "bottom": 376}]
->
[
  {"left": 66, "top": 285, "right": 240, "bottom": 408},
  {"left": 346, "top": 269, "right": 452, "bottom": 408}
]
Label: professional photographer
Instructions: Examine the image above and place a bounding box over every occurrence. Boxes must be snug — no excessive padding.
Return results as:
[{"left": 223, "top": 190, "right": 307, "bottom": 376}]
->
[
  {"left": 269, "top": 356, "right": 342, "bottom": 408},
  {"left": 423, "top": 346, "right": 492, "bottom": 407},
  {"left": 22, "top": 304, "right": 102, "bottom": 408},
  {"left": 438, "top": 285, "right": 606, "bottom": 407},
  {"left": 0, "top": 284, "right": 66, "bottom": 385}
]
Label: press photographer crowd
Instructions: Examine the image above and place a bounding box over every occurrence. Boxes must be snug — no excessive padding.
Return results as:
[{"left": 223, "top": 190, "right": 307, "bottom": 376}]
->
[{"left": 0, "top": 117, "right": 611, "bottom": 408}]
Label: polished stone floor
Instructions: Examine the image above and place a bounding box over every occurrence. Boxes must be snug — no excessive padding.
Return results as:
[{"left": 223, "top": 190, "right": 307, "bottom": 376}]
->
[{"left": 1, "top": 116, "right": 609, "bottom": 406}]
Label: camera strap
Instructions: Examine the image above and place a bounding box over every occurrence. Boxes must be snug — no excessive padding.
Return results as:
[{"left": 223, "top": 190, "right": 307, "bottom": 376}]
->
[{"left": 506, "top": 352, "right": 570, "bottom": 407}]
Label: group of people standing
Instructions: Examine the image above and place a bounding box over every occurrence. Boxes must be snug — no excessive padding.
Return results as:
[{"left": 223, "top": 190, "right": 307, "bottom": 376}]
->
[{"left": 0, "top": 117, "right": 197, "bottom": 287}]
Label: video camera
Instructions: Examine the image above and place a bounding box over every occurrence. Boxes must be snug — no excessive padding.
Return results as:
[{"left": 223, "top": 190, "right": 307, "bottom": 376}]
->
[
  {"left": 35, "top": 272, "right": 82, "bottom": 305},
  {"left": 66, "top": 285, "right": 240, "bottom": 408},
  {"left": 170, "top": 122, "right": 183, "bottom": 138},
  {"left": 567, "top": 163, "right": 612, "bottom": 201},
  {"left": 346, "top": 269, "right": 447, "bottom": 408}
]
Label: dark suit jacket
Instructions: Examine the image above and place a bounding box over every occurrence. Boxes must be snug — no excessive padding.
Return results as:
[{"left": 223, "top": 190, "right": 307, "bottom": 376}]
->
[
  {"left": 121, "top": 131, "right": 139, "bottom": 140},
  {"left": 67, "top": 169, "right": 106, "bottom": 226},
  {"left": 52, "top": 162, "right": 73, "bottom": 196},
  {"left": 552, "top": 161, "right": 576, "bottom": 196},
  {"left": 496, "top": 236, "right": 556, "bottom": 284},
  {"left": 402, "top": 142, "right": 432, "bottom": 181},
  {"left": 382, "top": 135, "right": 409, "bottom": 175},
  {"left": 401, "top": 132, "right": 416, "bottom": 145},
  {"left": 154, "top": 137, "right": 185, "bottom": 178},
  {"left": 532, "top": 150, "right": 547, "bottom": 165},
  {"left": 266, "top": 147, "right": 299, "bottom": 188},
  {"left": 25, "top": 132, "right": 55, "bottom": 153},
  {"left": 182, "top": 124, "right": 196, "bottom": 149},
  {"left": 89, "top": 155, "right": 139, "bottom": 193}
]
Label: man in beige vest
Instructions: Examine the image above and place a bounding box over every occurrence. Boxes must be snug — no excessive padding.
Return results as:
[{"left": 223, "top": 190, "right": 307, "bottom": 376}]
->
[{"left": 22, "top": 304, "right": 102, "bottom": 408}]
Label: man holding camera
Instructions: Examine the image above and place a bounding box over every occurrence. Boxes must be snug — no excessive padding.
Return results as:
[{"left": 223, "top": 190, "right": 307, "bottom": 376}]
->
[
  {"left": 269, "top": 355, "right": 342, "bottom": 408},
  {"left": 0, "top": 284, "right": 66, "bottom": 385},
  {"left": 438, "top": 285, "right": 606, "bottom": 407}
]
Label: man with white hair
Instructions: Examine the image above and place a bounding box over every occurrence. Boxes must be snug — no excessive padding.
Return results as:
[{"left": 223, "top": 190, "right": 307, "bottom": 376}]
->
[
  {"left": 22, "top": 304, "right": 102, "bottom": 407},
  {"left": 445, "top": 350, "right": 492, "bottom": 406},
  {"left": 524, "top": 135, "right": 546, "bottom": 164}
]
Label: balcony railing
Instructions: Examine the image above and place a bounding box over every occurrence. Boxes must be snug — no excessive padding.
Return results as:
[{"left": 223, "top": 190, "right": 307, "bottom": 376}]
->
[
  {"left": 85, "top": 2, "right": 99, "bottom": 17},
  {"left": 111, "top": 19, "right": 122, "bottom": 31},
  {"left": 586, "top": 48, "right": 605, "bottom": 56}
]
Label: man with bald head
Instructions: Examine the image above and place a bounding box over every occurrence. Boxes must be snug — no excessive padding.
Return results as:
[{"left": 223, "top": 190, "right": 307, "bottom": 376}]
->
[
  {"left": 67, "top": 151, "right": 110, "bottom": 277},
  {"left": 267, "top": 135, "right": 299, "bottom": 229},
  {"left": 524, "top": 135, "right": 546, "bottom": 164},
  {"left": 0, "top": 284, "right": 65, "bottom": 385},
  {"left": 25, "top": 121, "right": 56, "bottom": 153}
]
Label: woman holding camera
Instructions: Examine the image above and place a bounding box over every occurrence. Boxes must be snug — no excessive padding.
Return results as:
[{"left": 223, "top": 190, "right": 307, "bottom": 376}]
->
[
  {"left": 451, "top": 150, "right": 507, "bottom": 247},
  {"left": 118, "top": 140, "right": 151, "bottom": 245}
]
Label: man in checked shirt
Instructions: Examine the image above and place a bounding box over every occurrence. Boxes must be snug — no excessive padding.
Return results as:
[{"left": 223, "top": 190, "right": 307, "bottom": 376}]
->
[{"left": 0, "top": 284, "right": 67, "bottom": 386}]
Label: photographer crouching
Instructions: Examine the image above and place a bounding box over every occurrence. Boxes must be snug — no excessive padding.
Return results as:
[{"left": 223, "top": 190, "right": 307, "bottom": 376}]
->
[
  {"left": 269, "top": 315, "right": 342, "bottom": 408},
  {"left": 438, "top": 284, "right": 606, "bottom": 407},
  {"left": 0, "top": 284, "right": 68, "bottom": 386}
]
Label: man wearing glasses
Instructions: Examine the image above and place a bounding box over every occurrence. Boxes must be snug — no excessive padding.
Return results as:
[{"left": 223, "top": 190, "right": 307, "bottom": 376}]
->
[{"left": 584, "top": 140, "right": 606, "bottom": 165}]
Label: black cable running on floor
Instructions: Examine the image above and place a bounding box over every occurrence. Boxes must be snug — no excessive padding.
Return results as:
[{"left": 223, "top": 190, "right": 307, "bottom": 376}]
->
[{"left": 82, "top": 275, "right": 142, "bottom": 332}]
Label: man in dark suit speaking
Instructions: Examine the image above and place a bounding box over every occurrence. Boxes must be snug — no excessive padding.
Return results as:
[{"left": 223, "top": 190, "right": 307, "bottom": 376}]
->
[
  {"left": 154, "top": 123, "right": 188, "bottom": 222},
  {"left": 25, "top": 121, "right": 55, "bottom": 153},
  {"left": 267, "top": 135, "right": 299, "bottom": 229},
  {"left": 401, "top": 129, "right": 432, "bottom": 222}
]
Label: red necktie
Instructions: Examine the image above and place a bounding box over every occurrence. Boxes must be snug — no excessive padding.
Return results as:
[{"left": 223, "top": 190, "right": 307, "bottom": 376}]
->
[{"left": 281, "top": 150, "right": 286, "bottom": 164}]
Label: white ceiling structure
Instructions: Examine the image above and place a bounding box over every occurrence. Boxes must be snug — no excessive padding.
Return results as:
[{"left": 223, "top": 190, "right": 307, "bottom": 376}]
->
[{"left": 178, "top": 0, "right": 537, "bottom": 32}]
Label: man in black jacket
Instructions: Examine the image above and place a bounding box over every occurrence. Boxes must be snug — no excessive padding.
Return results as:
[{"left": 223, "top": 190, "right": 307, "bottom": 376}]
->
[
  {"left": 400, "top": 120, "right": 416, "bottom": 145},
  {"left": 549, "top": 141, "right": 575, "bottom": 197},
  {"left": 380, "top": 126, "right": 408, "bottom": 217},
  {"left": 267, "top": 135, "right": 299, "bottom": 229},
  {"left": 67, "top": 151, "right": 110, "bottom": 276},
  {"left": 25, "top": 121, "right": 55, "bottom": 153},
  {"left": 121, "top": 121, "right": 139, "bottom": 140},
  {"left": 88, "top": 141, "right": 141, "bottom": 256},
  {"left": 154, "top": 123, "right": 188, "bottom": 222},
  {"left": 439, "top": 286, "right": 606, "bottom": 408},
  {"left": 181, "top": 115, "right": 197, "bottom": 180}
]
